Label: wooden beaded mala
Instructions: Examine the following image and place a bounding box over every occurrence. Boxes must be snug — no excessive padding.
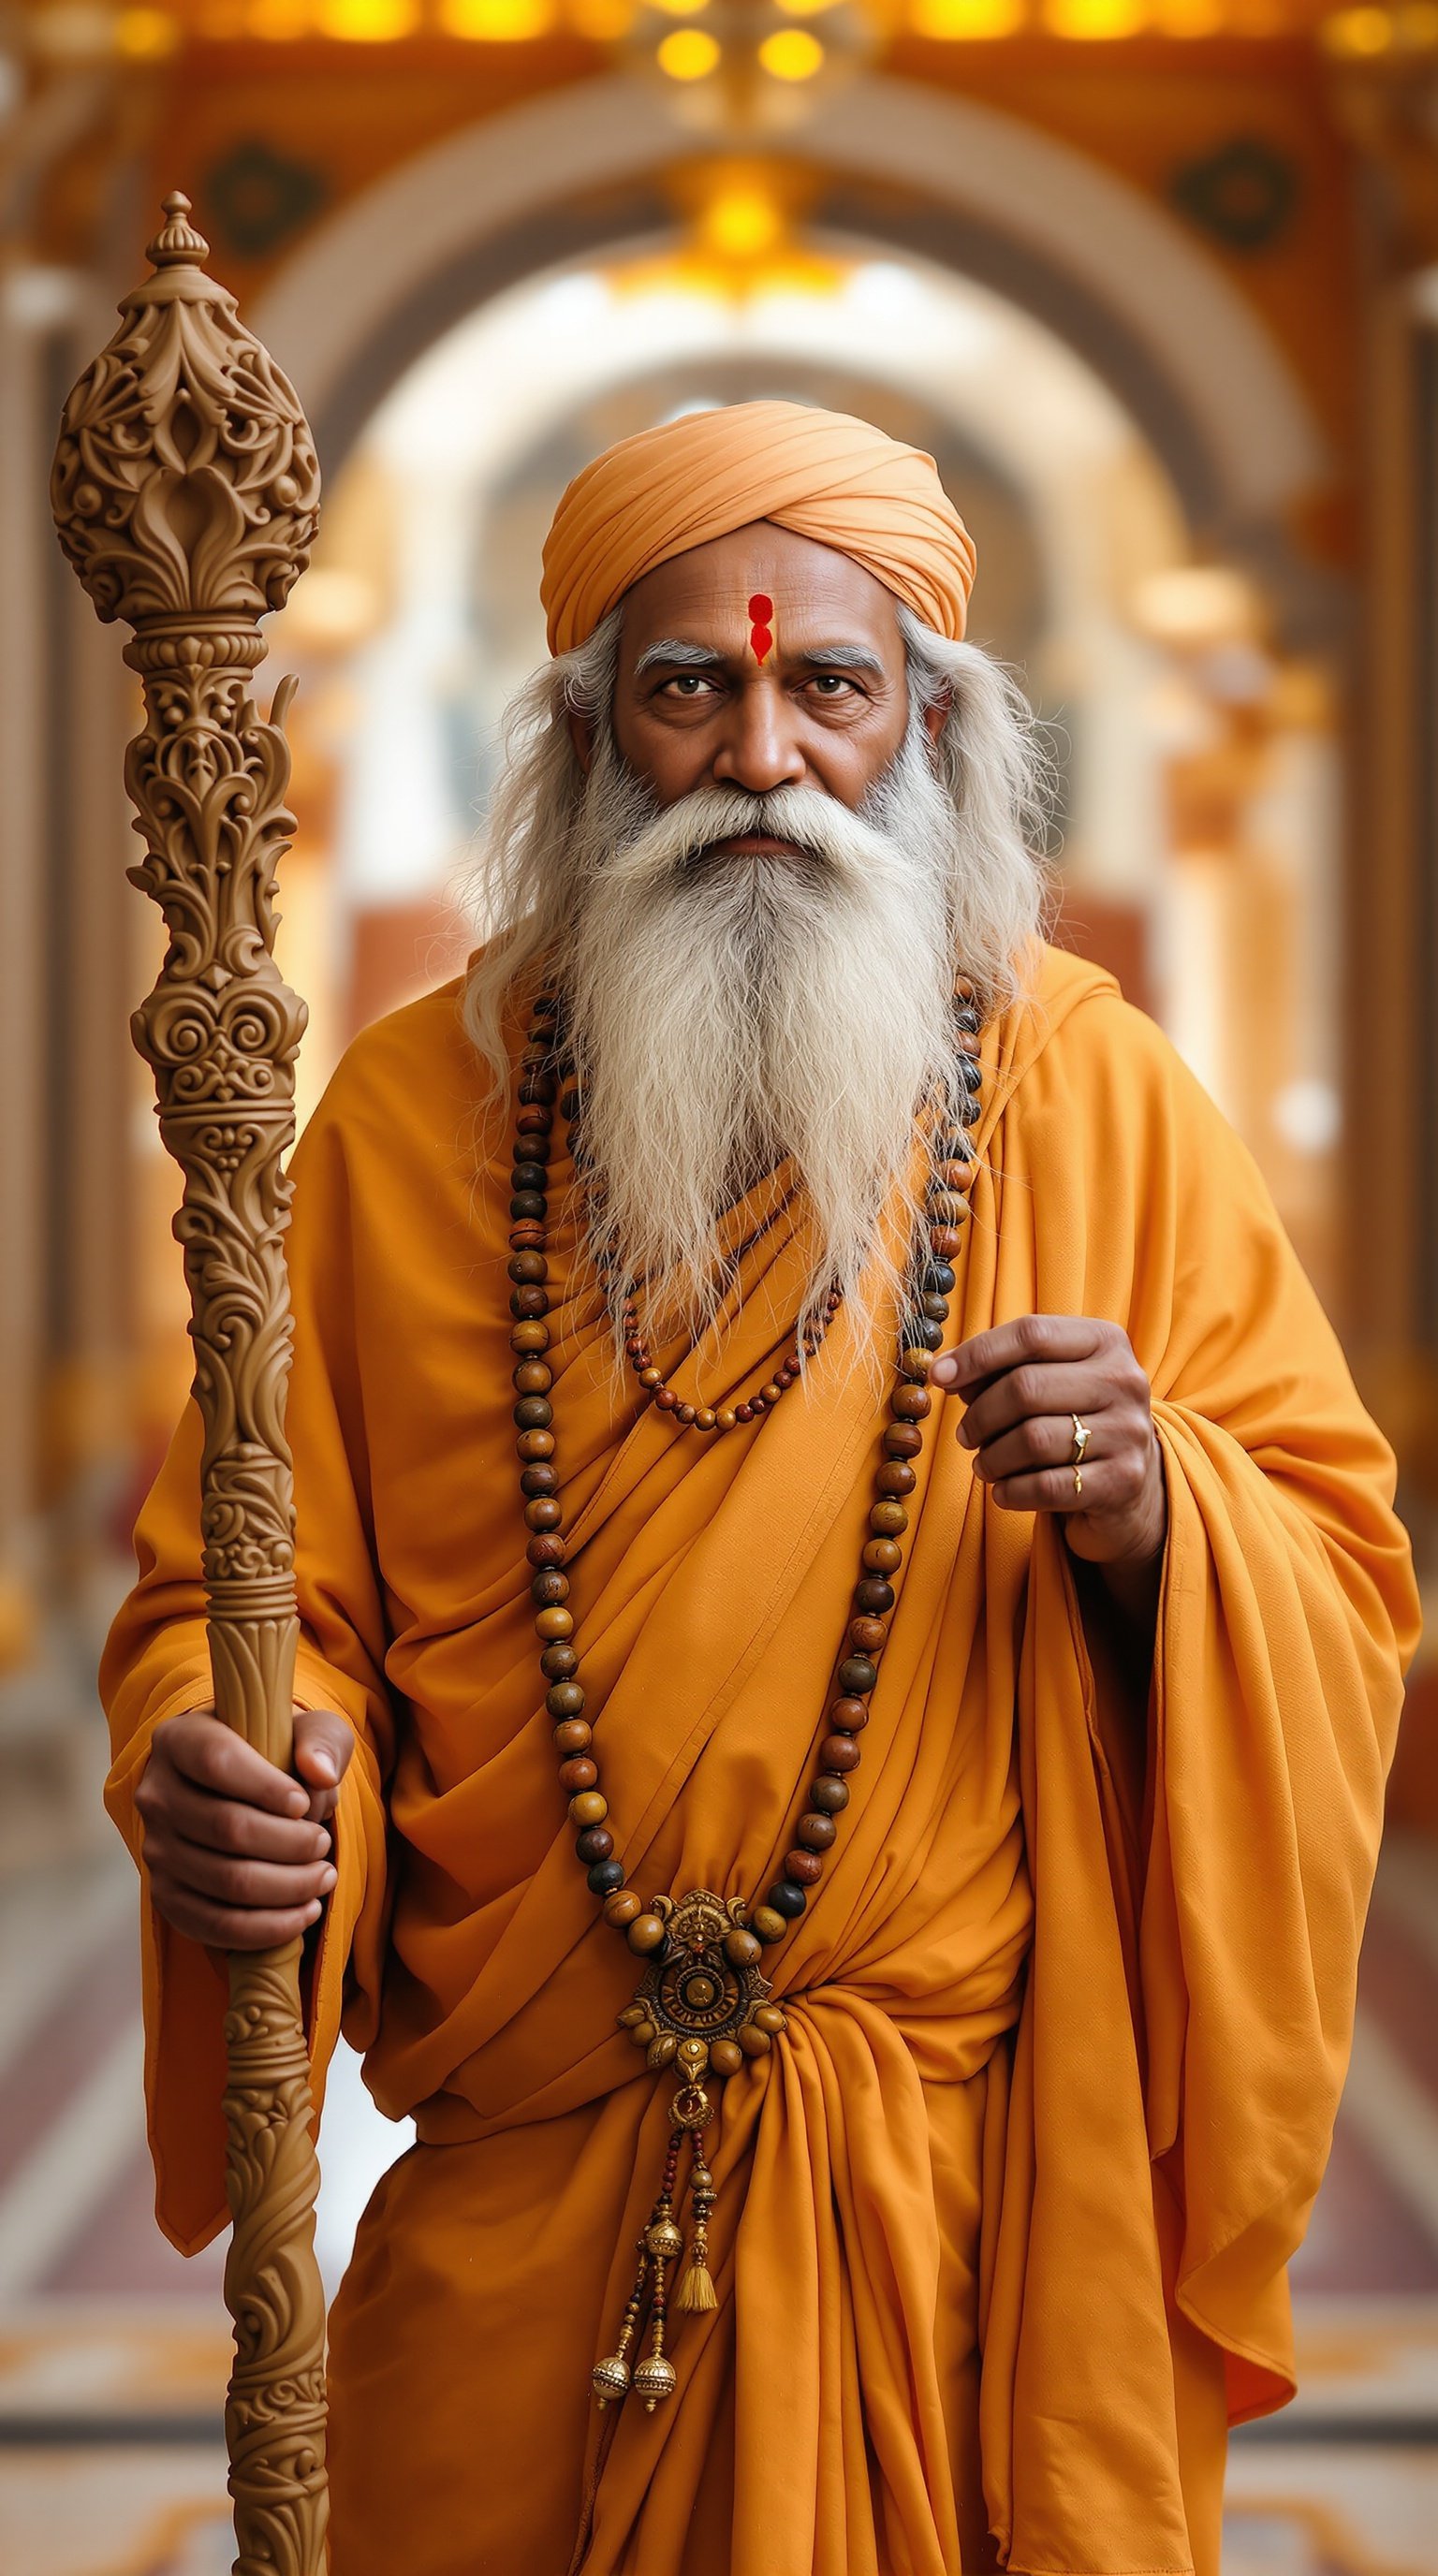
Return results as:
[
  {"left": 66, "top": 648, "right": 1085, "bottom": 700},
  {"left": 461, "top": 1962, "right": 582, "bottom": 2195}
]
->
[{"left": 506, "top": 984, "right": 985, "bottom": 2414}]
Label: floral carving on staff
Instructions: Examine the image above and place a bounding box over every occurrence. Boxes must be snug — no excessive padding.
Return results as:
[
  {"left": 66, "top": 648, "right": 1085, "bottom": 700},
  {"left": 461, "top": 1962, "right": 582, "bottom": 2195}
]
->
[{"left": 51, "top": 194, "right": 329, "bottom": 2576}]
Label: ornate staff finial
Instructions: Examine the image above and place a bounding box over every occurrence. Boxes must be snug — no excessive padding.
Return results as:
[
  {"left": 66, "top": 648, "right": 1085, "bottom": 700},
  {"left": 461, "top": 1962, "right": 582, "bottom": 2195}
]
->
[
  {"left": 51, "top": 198, "right": 328, "bottom": 2576},
  {"left": 147, "top": 189, "right": 211, "bottom": 267}
]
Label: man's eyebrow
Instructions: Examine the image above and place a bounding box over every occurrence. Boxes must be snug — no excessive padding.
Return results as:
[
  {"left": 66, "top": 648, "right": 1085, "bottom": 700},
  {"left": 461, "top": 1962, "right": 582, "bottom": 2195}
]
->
[
  {"left": 791, "top": 643, "right": 887, "bottom": 678},
  {"left": 634, "top": 639, "right": 727, "bottom": 675}
]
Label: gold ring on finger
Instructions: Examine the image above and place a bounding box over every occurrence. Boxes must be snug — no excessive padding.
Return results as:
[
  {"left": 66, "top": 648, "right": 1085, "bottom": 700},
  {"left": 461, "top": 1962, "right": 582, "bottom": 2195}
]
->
[
  {"left": 1072, "top": 1463, "right": 1083, "bottom": 1500},
  {"left": 1069, "top": 1412, "right": 1092, "bottom": 1467}
]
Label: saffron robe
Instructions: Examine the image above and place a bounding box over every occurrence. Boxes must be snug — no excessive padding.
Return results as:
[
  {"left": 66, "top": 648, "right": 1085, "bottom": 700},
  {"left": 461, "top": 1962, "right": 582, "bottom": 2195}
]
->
[{"left": 101, "top": 944, "right": 1418, "bottom": 2576}]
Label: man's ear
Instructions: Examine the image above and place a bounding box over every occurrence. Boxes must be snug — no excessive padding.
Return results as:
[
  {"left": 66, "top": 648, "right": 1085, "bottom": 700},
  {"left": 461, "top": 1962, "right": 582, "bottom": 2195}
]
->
[
  {"left": 921, "top": 687, "right": 950, "bottom": 751},
  {"left": 568, "top": 710, "right": 594, "bottom": 777}
]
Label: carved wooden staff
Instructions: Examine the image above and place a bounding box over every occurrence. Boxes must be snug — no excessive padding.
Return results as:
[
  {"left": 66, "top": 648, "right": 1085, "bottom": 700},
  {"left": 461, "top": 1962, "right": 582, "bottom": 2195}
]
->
[{"left": 51, "top": 195, "right": 328, "bottom": 2574}]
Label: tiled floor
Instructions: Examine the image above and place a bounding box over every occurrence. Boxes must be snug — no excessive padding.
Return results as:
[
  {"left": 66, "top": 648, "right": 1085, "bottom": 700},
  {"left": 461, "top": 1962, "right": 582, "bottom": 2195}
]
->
[{"left": 2, "top": 1837, "right": 1435, "bottom": 2574}]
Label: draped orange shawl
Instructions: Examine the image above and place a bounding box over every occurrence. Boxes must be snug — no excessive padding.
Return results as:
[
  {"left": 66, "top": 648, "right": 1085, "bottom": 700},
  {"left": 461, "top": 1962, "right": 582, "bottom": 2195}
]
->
[{"left": 102, "top": 944, "right": 1417, "bottom": 2575}]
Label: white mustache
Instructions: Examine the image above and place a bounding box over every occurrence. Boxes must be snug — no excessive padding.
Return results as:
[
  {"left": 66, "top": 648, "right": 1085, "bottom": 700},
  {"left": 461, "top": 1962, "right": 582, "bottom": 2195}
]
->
[{"left": 594, "top": 781, "right": 912, "bottom": 896}]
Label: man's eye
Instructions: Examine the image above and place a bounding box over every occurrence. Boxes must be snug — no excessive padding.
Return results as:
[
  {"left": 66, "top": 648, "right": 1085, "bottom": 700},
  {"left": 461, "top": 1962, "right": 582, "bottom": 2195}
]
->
[
  {"left": 809, "top": 674, "right": 857, "bottom": 696},
  {"left": 661, "top": 673, "right": 717, "bottom": 698}
]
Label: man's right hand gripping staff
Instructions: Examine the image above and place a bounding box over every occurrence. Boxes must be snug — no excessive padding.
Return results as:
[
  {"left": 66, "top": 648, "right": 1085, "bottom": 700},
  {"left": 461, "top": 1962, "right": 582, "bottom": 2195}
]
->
[{"left": 134, "top": 1706, "right": 355, "bottom": 1951}]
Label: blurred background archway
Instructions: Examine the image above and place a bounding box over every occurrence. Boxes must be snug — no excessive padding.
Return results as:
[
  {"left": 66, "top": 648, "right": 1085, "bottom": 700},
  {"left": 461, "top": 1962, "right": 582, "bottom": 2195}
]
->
[{"left": 3, "top": 4, "right": 1438, "bottom": 2569}]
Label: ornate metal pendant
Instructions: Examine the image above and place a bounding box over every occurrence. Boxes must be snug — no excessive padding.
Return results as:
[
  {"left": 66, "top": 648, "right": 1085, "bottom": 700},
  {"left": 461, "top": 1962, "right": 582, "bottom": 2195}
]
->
[{"left": 593, "top": 1890, "right": 787, "bottom": 2412}]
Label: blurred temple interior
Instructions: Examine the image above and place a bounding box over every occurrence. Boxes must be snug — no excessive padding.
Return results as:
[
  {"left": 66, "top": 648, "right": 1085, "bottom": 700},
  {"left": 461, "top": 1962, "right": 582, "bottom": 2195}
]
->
[{"left": 3, "top": 0, "right": 1438, "bottom": 2569}]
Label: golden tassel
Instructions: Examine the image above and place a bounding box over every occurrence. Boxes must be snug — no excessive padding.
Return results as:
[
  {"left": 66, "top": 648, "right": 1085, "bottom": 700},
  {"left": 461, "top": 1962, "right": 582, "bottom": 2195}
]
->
[{"left": 675, "top": 2137, "right": 718, "bottom": 2315}]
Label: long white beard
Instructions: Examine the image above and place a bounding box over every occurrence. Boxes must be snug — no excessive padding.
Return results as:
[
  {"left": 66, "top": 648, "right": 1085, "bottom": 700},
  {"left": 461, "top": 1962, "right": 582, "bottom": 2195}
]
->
[{"left": 554, "top": 722, "right": 966, "bottom": 1353}]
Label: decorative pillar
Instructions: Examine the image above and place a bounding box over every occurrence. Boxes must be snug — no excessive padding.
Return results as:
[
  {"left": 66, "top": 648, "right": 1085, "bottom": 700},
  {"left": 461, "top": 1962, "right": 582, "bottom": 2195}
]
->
[{"left": 51, "top": 193, "right": 328, "bottom": 2572}]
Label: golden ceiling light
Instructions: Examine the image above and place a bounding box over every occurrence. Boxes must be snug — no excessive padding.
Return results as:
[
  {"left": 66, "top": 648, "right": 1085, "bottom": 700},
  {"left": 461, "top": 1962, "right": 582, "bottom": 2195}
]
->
[
  {"left": 315, "top": 0, "right": 420, "bottom": 34},
  {"left": 441, "top": 0, "right": 558, "bottom": 30},
  {"left": 656, "top": 23, "right": 723, "bottom": 69},
  {"left": 1043, "top": 0, "right": 1148, "bottom": 32},
  {"left": 699, "top": 174, "right": 785, "bottom": 255},
  {"left": 908, "top": 0, "right": 1024, "bottom": 32},
  {"left": 757, "top": 22, "right": 826, "bottom": 66}
]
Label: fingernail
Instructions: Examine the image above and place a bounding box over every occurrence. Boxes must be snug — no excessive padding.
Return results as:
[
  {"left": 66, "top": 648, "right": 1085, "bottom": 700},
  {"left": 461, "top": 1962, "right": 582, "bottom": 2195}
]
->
[
  {"left": 319, "top": 1866, "right": 337, "bottom": 1892},
  {"left": 286, "top": 1790, "right": 308, "bottom": 1815},
  {"left": 312, "top": 1753, "right": 336, "bottom": 1781},
  {"left": 304, "top": 1900, "right": 322, "bottom": 1923},
  {"left": 957, "top": 1421, "right": 975, "bottom": 1447}
]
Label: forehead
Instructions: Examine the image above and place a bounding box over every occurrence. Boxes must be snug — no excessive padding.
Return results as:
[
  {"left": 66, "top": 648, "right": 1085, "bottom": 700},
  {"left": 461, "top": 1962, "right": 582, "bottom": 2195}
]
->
[{"left": 617, "top": 521, "right": 903, "bottom": 659}]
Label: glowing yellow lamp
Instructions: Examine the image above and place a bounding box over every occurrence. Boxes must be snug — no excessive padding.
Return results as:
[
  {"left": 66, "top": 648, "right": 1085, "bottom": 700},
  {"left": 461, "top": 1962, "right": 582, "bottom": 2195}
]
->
[
  {"left": 1042, "top": 0, "right": 1145, "bottom": 33},
  {"left": 702, "top": 187, "right": 784, "bottom": 256},
  {"left": 115, "top": 5, "right": 182, "bottom": 51},
  {"left": 656, "top": 22, "right": 721, "bottom": 69},
  {"left": 909, "top": 0, "right": 1023, "bottom": 33},
  {"left": 315, "top": 0, "right": 419, "bottom": 35},
  {"left": 758, "top": 23, "right": 826, "bottom": 72},
  {"left": 441, "top": 0, "right": 556, "bottom": 29}
]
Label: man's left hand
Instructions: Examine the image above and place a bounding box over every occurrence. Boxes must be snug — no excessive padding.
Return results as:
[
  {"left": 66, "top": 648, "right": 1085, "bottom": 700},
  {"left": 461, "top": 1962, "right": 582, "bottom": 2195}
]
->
[{"left": 929, "top": 1314, "right": 1167, "bottom": 1573}]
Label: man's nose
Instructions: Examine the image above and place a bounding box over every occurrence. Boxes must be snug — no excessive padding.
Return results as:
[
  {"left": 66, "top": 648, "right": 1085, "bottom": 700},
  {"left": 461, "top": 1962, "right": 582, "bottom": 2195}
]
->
[{"left": 710, "top": 685, "right": 807, "bottom": 794}]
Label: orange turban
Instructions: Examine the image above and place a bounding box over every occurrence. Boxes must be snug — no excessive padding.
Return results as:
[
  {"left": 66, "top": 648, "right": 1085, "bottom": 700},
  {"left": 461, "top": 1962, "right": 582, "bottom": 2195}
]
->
[{"left": 540, "top": 400, "right": 976, "bottom": 657}]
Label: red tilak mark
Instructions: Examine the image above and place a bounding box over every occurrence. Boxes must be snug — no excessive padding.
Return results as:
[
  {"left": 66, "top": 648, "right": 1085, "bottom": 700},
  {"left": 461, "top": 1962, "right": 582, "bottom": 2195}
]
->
[{"left": 748, "top": 592, "right": 774, "bottom": 665}]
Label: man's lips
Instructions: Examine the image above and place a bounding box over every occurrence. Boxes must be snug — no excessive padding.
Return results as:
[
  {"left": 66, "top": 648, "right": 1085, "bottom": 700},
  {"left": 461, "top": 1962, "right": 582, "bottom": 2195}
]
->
[{"left": 704, "top": 832, "right": 807, "bottom": 858}]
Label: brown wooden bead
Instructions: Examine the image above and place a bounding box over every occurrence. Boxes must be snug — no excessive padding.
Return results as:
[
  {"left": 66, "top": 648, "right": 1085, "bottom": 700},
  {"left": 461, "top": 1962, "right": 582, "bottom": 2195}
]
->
[
  {"left": 548, "top": 1682, "right": 585, "bottom": 1720},
  {"left": 510, "top": 1285, "right": 549, "bottom": 1319},
  {"left": 508, "top": 1224, "right": 546, "bottom": 1252},
  {"left": 938, "top": 1160, "right": 976, "bottom": 1191},
  {"left": 516, "top": 1105, "right": 551, "bottom": 1134},
  {"left": 576, "top": 1826, "right": 613, "bottom": 1863},
  {"left": 627, "top": 1911, "right": 668, "bottom": 1954},
  {"left": 854, "top": 1577, "right": 895, "bottom": 1614},
  {"left": 510, "top": 1323, "right": 550, "bottom": 1355},
  {"left": 784, "top": 1850, "right": 824, "bottom": 1886},
  {"left": 848, "top": 1617, "right": 887, "bottom": 1653},
  {"left": 829, "top": 1696, "right": 870, "bottom": 1732},
  {"left": 820, "top": 1734, "right": 862, "bottom": 1773},
  {"left": 604, "top": 1889, "right": 642, "bottom": 1929},
  {"left": 901, "top": 1348, "right": 935, "bottom": 1382},
  {"left": 676, "top": 1403, "right": 696, "bottom": 1427},
  {"left": 540, "top": 1642, "right": 578, "bottom": 1678},
  {"left": 927, "top": 1190, "right": 967, "bottom": 1225},
  {"left": 654, "top": 1388, "right": 679, "bottom": 1412},
  {"left": 811, "top": 1777, "right": 850, "bottom": 1815},
  {"left": 709, "top": 2038, "right": 744, "bottom": 2078},
  {"left": 521, "top": 1464, "right": 559, "bottom": 1497},
  {"left": 535, "top": 1606, "right": 573, "bottom": 1641},
  {"left": 797, "top": 1812, "right": 837, "bottom": 1851},
  {"left": 514, "top": 1362, "right": 552, "bottom": 1398},
  {"left": 628, "top": 2018, "right": 656, "bottom": 2050},
  {"left": 527, "top": 1535, "right": 567, "bottom": 1569},
  {"left": 725, "top": 1927, "right": 762, "bottom": 1969},
  {"left": 531, "top": 1569, "right": 569, "bottom": 1607},
  {"left": 738, "top": 2022, "right": 772, "bottom": 2057},
  {"left": 715, "top": 1409, "right": 738, "bottom": 1433},
  {"left": 929, "top": 1225, "right": 962, "bottom": 1259},
  {"left": 558, "top": 1757, "right": 598, "bottom": 1793},
  {"left": 870, "top": 1500, "right": 908, "bottom": 1535},
  {"left": 883, "top": 1424, "right": 923, "bottom": 1459},
  {"left": 552, "top": 1719, "right": 592, "bottom": 1755},
  {"left": 517, "top": 1429, "right": 556, "bottom": 1461},
  {"left": 569, "top": 1790, "right": 609, "bottom": 1828},
  {"left": 638, "top": 1367, "right": 663, "bottom": 1390},
  {"left": 508, "top": 1251, "right": 547, "bottom": 1283},
  {"left": 759, "top": 1382, "right": 782, "bottom": 1406},
  {"left": 694, "top": 1408, "right": 717, "bottom": 1433},
  {"left": 753, "top": 2004, "right": 786, "bottom": 2037},
  {"left": 525, "top": 1497, "right": 563, "bottom": 1531},
  {"left": 876, "top": 1461, "right": 917, "bottom": 1497},
  {"left": 891, "top": 1384, "right": 931, "bottom": 1421},
  {"left": 751, "top": 1905, "right": 787, "bottom": 1944},
  {"left": 862, "top": 1538, "right": 902, "bottom": 1575}
]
